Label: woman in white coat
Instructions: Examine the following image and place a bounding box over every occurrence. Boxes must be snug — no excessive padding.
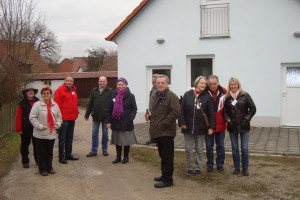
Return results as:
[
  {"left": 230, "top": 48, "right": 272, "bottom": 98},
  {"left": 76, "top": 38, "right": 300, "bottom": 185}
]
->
[{"left": 30, "top": 85, "right": 62, "bottom": 176}]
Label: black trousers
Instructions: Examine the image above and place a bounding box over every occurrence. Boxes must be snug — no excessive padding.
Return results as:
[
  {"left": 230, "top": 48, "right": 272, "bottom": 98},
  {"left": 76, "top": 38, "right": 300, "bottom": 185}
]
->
[
  {"left": 35, "top": 138, "right": 55, "bottom": 173},
  {"left": 156, "top": 136, "right": 174, "bottom": 183},
  {"left": 20, "top": 127, "right": 37, "bottom": 164}
]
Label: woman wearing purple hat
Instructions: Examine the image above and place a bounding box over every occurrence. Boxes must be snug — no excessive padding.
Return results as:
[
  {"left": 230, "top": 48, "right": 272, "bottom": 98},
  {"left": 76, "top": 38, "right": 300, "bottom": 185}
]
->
[{"left": 107, "top": 77, "right": 137, "bottom": 164}]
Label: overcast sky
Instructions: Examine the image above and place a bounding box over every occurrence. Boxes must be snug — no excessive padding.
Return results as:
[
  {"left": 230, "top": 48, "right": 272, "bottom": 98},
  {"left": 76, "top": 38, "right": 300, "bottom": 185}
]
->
[{"left": 36, "top": 0, "right": 142, "bottom": 60}]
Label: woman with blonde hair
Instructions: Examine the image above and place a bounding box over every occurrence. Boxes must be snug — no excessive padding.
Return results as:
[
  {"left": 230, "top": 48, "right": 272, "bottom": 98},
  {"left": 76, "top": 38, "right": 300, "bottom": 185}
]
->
[
  {"left": 223, "top": 77, "right": 256, "bottom": 176},
  {"left": 179, "top": 76, "right": 215, "bottom": 175},
  {"left": 30, "top": 85, "right": 62, "bottom": 176}
]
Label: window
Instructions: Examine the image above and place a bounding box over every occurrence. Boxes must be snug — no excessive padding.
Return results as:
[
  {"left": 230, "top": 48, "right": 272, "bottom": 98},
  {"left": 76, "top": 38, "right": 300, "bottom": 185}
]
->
[
  {"left": 200, "top": 0, "right": 230, "bottom": 38},
  {"left": 286, "top": 67, "right": 300, "bottom": 86},
  {"left": 152, "top": 68, "right": 171, "bottom": 84},
  {"left": 43, "top": 80, "right": 51, "bottom": 86},
  {"left": 190, "top": 58, "right": 212, "bottom": 87}
]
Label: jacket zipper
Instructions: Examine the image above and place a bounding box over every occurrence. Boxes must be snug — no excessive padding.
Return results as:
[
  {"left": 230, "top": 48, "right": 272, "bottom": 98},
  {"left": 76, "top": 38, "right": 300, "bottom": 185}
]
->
[{"left": 192, "top": 96, "right": 196, "bottom": 134}]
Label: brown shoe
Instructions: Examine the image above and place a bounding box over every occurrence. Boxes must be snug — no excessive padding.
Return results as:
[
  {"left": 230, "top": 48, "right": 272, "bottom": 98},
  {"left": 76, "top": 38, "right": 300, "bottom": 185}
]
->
[
  {"left": 86, "top": 152, "right": 97, "bottom": 157},
  {"left": 40, "top": 171, "right": 49, "bottom": 176},
  {"left": 48, "top": 169, "right": 56, "bottom": 174},
  {"left": 102, "top": 151, "right": 109, "bottom": 156}
]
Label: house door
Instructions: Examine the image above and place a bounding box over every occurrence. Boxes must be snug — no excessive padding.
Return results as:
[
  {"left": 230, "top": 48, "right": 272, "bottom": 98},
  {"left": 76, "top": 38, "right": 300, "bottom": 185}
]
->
[
  {"left": 146, "top": 66, "right": 172, "bottom": 108},
  {"left": 281, "top": 64, "right": 300, "bottom": 127}
]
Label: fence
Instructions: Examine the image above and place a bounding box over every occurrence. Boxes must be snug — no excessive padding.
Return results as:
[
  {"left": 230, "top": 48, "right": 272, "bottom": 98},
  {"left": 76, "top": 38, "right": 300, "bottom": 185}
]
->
[{"left": 0, "top": 103, "right": 17, "bottom": 138}]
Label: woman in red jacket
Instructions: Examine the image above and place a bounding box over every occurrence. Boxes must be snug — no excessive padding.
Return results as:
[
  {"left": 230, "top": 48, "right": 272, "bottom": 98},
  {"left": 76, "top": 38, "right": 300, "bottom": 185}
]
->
[{"left": 15, "top": 86, "right": 39, "bottom": 168}]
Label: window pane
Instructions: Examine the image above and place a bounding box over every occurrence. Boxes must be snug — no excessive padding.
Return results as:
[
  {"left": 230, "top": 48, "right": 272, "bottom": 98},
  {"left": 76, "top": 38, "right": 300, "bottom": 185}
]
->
[
  {"left": 191, "top": 59, "right": 212, "bottom": 87},
  {"left": 286, "top": 67, "right": 300, "bottom": 86},
  {"left": 153, "top": 69, "right": 171, "bottom": 84}
]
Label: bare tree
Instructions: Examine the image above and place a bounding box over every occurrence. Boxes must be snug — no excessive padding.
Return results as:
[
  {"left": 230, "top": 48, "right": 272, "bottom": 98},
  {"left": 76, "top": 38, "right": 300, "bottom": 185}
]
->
[
  {"left": 84, "top": 47, "right": 109, "bottom": 72},
  {"left": 0, "top": 0, "right": 61, "bottom": 103}
]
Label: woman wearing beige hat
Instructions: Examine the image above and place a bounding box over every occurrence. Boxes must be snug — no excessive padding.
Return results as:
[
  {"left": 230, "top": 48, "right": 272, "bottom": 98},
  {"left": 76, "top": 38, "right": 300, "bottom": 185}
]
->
[{"left": 15, "top": 85, "right": 39, "bottom": 168}]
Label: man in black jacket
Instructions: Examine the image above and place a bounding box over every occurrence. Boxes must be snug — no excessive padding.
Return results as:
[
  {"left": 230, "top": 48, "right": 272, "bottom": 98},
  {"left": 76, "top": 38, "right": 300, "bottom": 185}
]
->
[{"left": 85, "top": 76, "right": 114, "bottom": 157}]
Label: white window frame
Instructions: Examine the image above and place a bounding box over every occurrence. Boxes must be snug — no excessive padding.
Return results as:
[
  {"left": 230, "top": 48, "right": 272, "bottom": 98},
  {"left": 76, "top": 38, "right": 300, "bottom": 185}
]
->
[
  {"left": 186, "top": 55, "right": 215, "bottom": 90},
  {"left": 200, "top": 0, "right": 230, "bottom": 38},
  {"left": 43, "top": 80, "right": 52, "bottom": 86}
]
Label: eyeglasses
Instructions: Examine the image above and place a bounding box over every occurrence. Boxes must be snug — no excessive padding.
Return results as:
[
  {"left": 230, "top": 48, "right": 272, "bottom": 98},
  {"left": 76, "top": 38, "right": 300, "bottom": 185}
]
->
[{"left": 42, "top": 92, "right": 51, "bottom": 95}]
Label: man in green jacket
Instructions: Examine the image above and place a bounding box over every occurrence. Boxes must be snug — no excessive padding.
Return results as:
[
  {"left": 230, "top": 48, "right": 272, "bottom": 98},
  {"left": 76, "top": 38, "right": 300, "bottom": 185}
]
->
[
  {"left": 85, "top": 76, "right": 114, "bottom": 157},
  {"left": 149, "top": 75, "right": 180, "bottom": 188}
]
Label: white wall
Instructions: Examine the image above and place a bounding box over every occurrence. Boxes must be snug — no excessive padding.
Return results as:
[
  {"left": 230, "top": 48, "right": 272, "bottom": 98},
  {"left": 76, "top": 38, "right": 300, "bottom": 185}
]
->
[
  {"left": 30, "top": 80, "right": 64, "bottom": 100},
  {"left": 114, "top": 0, "right": 300, "bottom": 126}
]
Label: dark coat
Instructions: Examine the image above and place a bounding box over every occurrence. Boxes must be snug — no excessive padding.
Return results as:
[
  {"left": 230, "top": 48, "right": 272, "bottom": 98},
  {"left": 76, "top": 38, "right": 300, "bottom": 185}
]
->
[
  {"left": 223, "top": 91, "right": 256, "bottom": 134},
  {"left": 149, "top": 88, "right": 180, "bottom": 139},
  {"left": 108, "top": 88, "right": 137, "bottom": 131},
  {"left": 178, "top": 90, "right": 216, "bottom": 135},
  {"left": 19, "top": 96, "right": 39, "bottom": 127},
  {"left": 85, "top": 87, "right": 114, "bottom": 121}
]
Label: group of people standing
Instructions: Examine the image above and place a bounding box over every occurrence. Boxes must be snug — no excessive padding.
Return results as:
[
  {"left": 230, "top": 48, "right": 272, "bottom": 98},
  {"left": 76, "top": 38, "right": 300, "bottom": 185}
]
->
[
  {"left": 16, "top": 76, "right": 80, "bottom": 176},
  {"left": 147, "top": 74, "right": 256, "bottom": 188},
  {"left": 15, "top": 73, "right": 256, "bottom": 189}
]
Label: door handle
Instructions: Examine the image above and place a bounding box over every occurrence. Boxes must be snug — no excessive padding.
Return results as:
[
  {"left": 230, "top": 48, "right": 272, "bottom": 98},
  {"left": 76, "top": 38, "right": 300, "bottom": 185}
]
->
[{"left": 282, "top": 91, "right": 287, "bottom": 97}]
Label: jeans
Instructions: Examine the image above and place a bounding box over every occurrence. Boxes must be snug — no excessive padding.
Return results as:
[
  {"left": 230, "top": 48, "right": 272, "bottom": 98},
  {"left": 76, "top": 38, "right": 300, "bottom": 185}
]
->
[
  {"left": 229, "top": 132, "right": 249, "bottom": 169},
  {"left": 91, "top": 119, "right": 108, "bottom": 153},
  {"left": 157, "top": 136, "right": 174, "bottom": 183},
  {"left": 59, "top": 120, "right": 75, "bottom": 160},
  {"left": 205, "top": 131, "right": 225, "bottom": 167},
  {"left": 183, "top": 133, "right": 205, "bottom": 171},
  {"left": 35, "top": 138, "right": 55, "bottom": 173}
]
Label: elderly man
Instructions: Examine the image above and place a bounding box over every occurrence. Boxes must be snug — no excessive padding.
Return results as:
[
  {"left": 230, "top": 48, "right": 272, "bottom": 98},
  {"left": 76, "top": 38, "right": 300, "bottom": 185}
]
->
[
  {"left": 146, "top": 74, "right": 159, "bottom": 145},
  {"left": 149, "top": 75, "right": 180, "bottom": 188},
  {"left": 205, "top": 75, "right": 227, "bottom": 172},
  {"left": 85, "top": 76, "right": 114, "bottom": 157},
  {"left": 54, "top": 76, "right": 79, "bottom": 164}
]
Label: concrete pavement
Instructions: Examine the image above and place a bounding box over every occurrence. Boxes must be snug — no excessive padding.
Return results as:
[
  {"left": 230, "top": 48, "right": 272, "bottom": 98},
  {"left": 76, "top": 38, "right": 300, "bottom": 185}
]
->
[{"left": 134, "top": 122, "right": 300, "bottom": 156}]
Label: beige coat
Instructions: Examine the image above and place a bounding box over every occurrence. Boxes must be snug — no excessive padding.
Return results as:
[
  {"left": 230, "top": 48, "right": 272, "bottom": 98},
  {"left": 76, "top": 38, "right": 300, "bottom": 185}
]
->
[{"left": 29, "top": 100, "right": 62, "bottom": 140}]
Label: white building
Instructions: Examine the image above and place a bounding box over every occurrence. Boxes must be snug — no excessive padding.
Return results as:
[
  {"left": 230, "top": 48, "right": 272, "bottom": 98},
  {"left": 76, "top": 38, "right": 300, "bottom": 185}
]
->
[{"left": 106, "top": 0, "right": 300, "bottom": 127}]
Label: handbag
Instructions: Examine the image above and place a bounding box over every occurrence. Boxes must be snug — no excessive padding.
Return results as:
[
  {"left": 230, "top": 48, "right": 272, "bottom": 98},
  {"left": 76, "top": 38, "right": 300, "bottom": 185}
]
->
[{"left": 194, "top": 90, "right": 210, "bottom": 127}]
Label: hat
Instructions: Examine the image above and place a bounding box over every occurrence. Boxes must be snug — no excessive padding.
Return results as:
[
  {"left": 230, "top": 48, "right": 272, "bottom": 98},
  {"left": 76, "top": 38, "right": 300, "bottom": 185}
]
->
[
  {"left": 117, "top": 77, "right": 128, "bottom": 86},
  {"left": 22, "top": 85, "right": 38, "bottom": 96}
]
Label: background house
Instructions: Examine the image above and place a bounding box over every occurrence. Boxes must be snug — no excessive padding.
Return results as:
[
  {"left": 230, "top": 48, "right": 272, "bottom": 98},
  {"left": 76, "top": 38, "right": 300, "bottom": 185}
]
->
[
  {"left": 31, "top": 56, "right": 118, "bottom": 98},
  {"left": 106, "top": 0, "right": 300, "bottom": 127}
]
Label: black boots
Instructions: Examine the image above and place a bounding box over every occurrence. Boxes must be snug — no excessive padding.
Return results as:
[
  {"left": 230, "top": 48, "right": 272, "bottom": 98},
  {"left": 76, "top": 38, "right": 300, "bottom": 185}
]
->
[
  {"left": 112, "top": 145, "right": 130, "bottom": 164},
  {"left": 112, "top": 145, "right": 122, "bottom": 164},
  {"left": 122, "top": 146, "right": 130, "bottom": 164}
]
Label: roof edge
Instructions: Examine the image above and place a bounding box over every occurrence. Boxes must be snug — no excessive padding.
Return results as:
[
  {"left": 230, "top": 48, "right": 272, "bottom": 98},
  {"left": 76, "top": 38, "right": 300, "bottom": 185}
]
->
[{"left": 105, "top": 0, "right": 152, "bottom": 42}]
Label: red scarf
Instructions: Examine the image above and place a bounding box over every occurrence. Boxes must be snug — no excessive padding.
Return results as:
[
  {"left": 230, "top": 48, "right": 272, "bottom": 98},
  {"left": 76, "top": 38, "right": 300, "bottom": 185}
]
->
[{"left": 46, "top": 101, "right": 55, "bottom": 134}]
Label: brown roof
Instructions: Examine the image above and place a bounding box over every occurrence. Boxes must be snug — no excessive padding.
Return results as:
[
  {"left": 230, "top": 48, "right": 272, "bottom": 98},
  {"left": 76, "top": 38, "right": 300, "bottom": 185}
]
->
[
  {"left": 0, "top": 40, "right": 52, "bottom": 73},
  {"left": 105, "top": 0, "right": 151, "bottom": 41},
  {"left": 73, "top": 56, "right": 118, "bottom": 72},
  {"left": 31, "top": 71, "right": 118, "bottom": 80},
  {"left": 73, "top": 57, "right": 88, "bottom": 72},
  {"left": 53, "top": 58, "right": 73, "bottom": 73}
]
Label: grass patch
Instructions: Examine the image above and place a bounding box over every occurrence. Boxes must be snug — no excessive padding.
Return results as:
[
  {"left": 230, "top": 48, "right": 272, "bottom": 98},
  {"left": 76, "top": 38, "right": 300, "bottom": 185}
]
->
[
  {"left": 131, "top": 146, "right": 300, "bottom": 199},
  {"left": 0, "top": 131, "right": 21, "bottom": 178}
]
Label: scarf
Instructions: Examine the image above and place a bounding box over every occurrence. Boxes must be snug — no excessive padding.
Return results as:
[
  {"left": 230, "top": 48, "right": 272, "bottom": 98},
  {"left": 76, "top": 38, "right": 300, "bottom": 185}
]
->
[
  {"left": 230, "top": 90, "right": 240, "bottom": 100},
  {"left": 112, "top": 88, "right": 127, "bottom": 120},
  {"left": 46, "top": 101, "right": 55, "bottom": 134}
]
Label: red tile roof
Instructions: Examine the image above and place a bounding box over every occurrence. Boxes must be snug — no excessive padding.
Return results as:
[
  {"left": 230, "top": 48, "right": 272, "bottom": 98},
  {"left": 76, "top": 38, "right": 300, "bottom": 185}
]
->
[
  {"left": 105, "top": 0, "right": 151, "bottom": 41},
  {"left": 72, "top": 57, "right": 88, "bottom": 72},
  {"left": 31, "top": 71, "right": 118, "bottom": 80},
  {"left": 0, "top": 40, "right": 52, "bottom": 73},
  {"left": 72, "top": 56, "right": 118, "bottom": 72}
]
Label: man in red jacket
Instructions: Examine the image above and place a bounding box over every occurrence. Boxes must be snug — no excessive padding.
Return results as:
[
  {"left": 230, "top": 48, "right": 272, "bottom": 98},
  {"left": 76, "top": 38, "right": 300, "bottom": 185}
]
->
[
  {"left": 54, "top": 76, "right": 79, "bottom": 164},
  {"left": 205, "top": 75, "right": 227, "bottom": 172}
]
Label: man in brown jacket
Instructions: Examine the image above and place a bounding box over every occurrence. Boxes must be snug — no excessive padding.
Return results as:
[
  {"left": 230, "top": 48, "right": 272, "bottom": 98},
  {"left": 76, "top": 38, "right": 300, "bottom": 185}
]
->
[{"left": 149, "top": 75, "right": 180, "bottom": 188}]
